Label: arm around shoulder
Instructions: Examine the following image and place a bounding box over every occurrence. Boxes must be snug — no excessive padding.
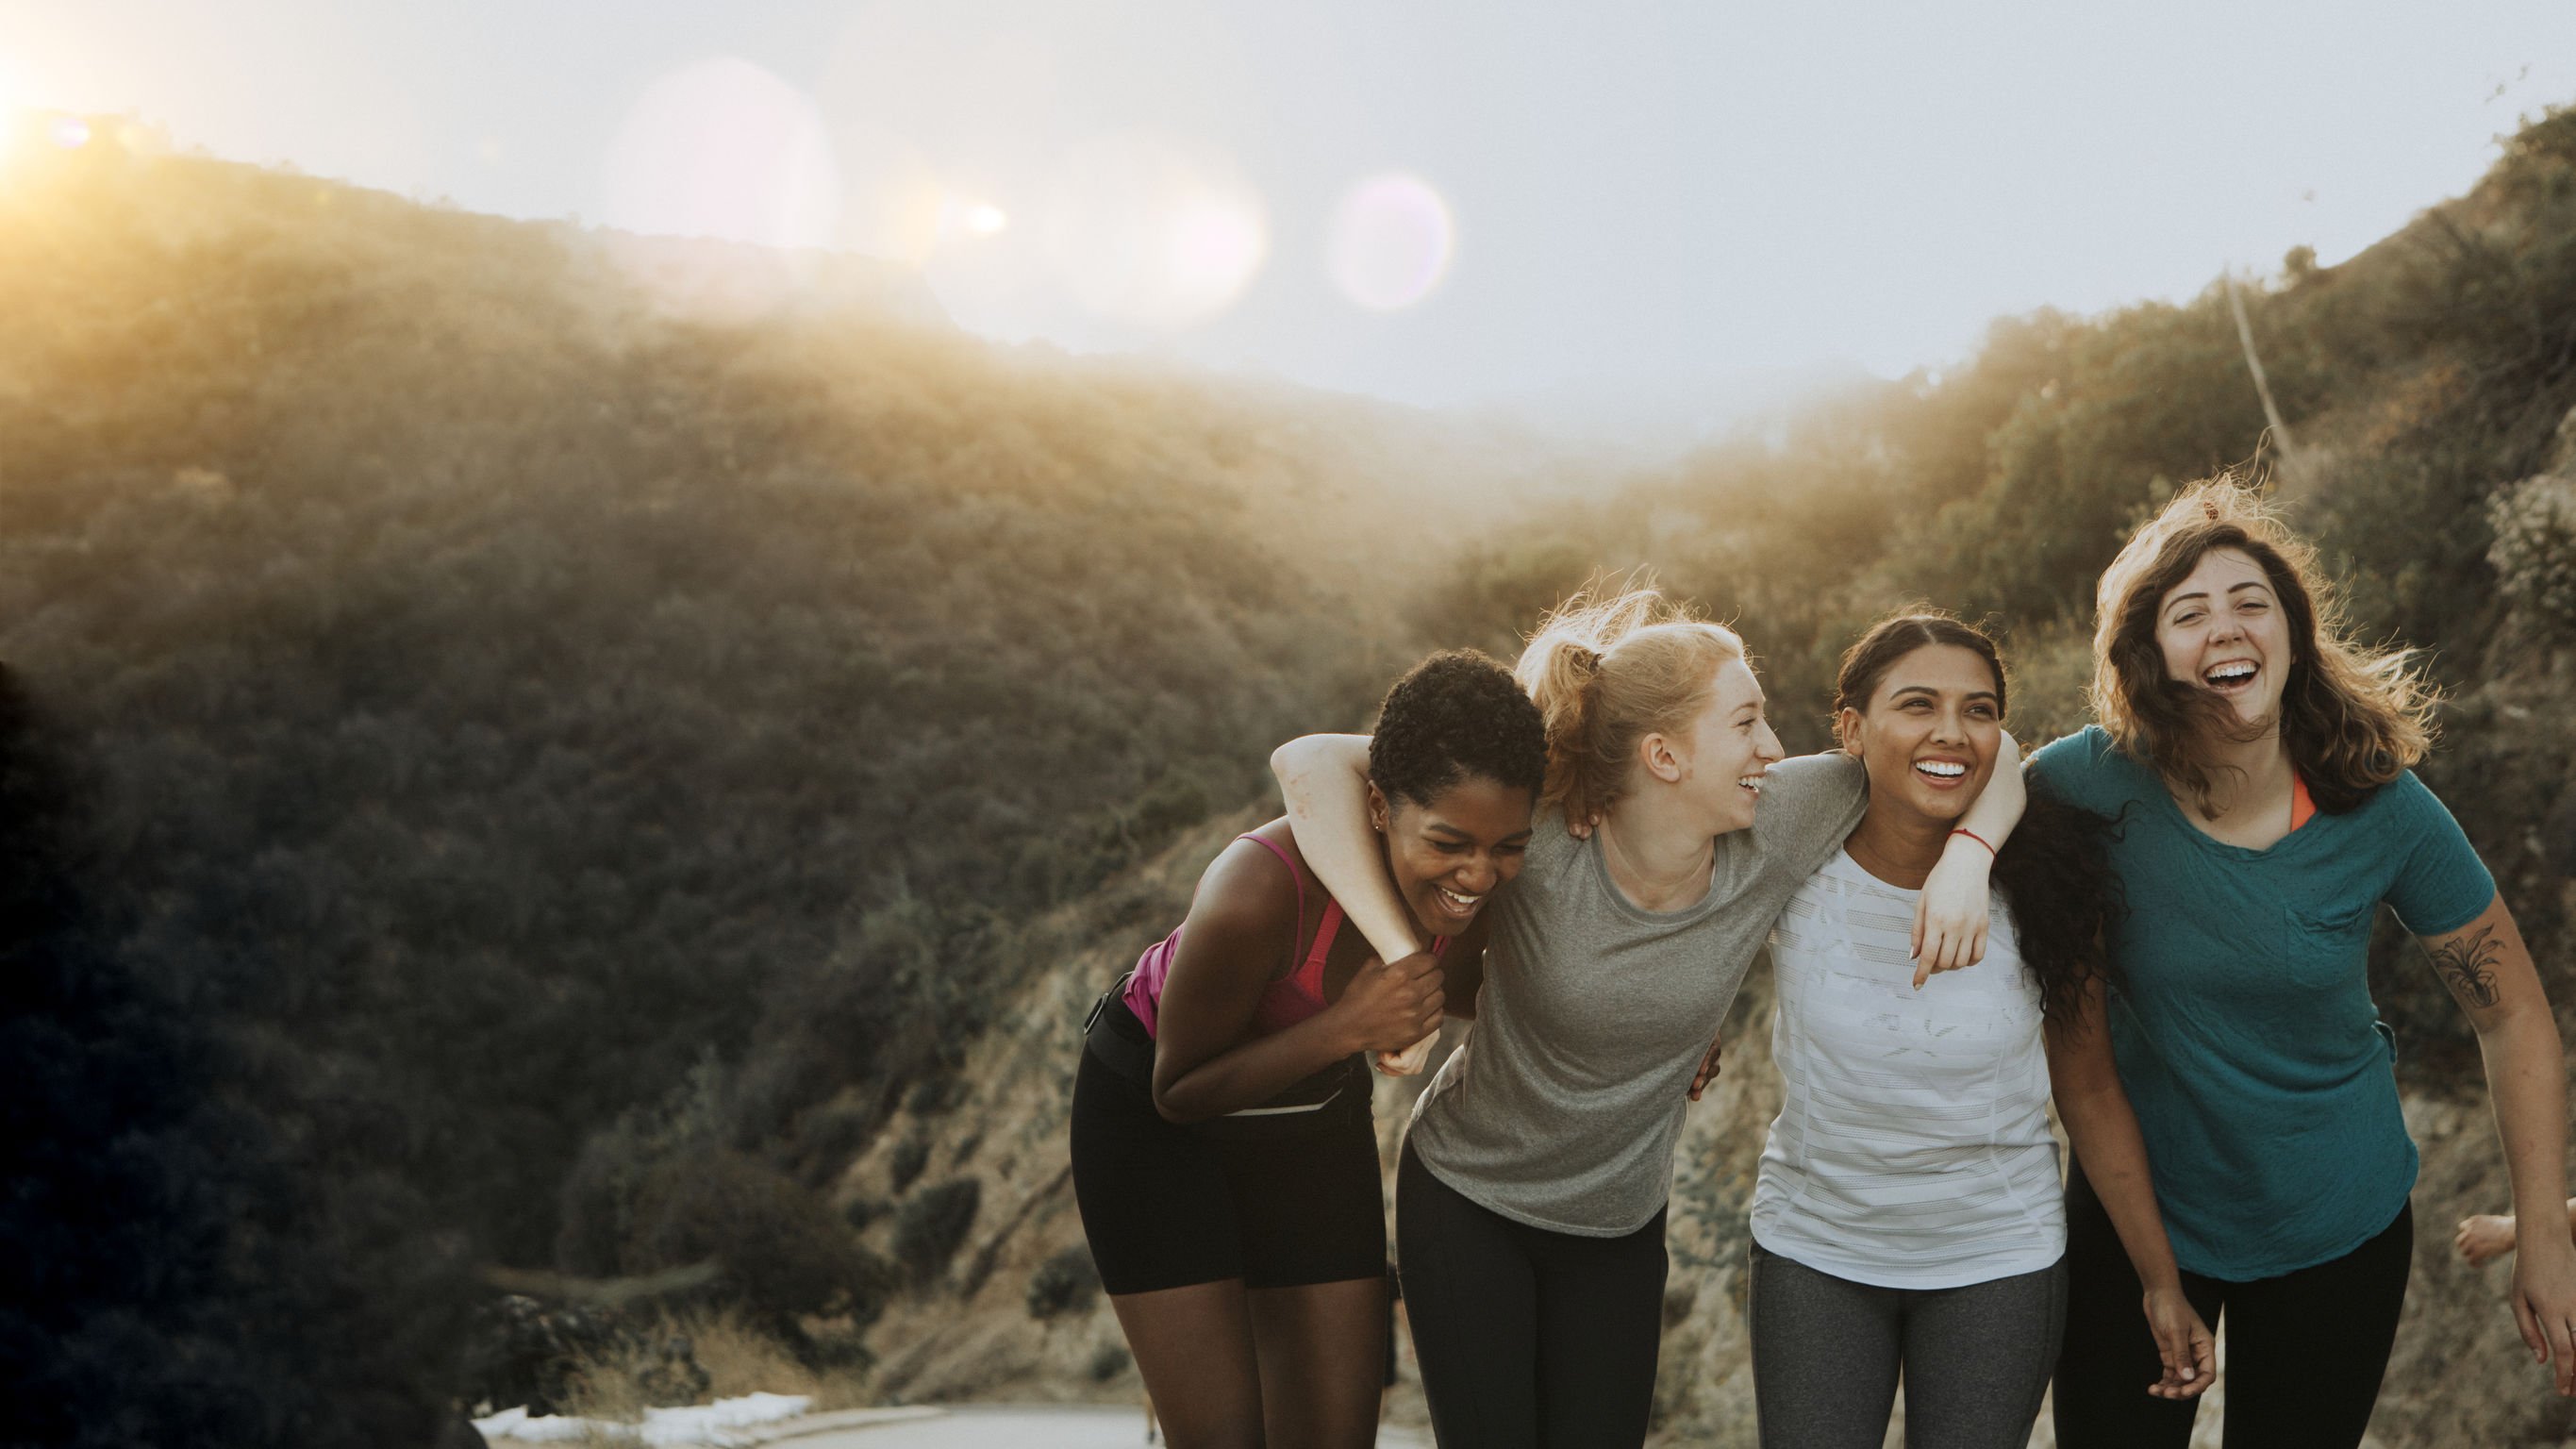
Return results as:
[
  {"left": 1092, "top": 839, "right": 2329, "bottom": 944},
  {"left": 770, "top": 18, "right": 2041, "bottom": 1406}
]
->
[{"left": 1271, "top": 733, "right": 1422, "bottom": 964}]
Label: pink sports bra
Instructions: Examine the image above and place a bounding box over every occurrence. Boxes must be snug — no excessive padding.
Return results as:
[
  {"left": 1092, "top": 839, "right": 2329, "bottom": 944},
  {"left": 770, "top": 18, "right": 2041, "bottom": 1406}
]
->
[{"left": 1122, "top": 832, "right": 1447, "bottom": 1040}]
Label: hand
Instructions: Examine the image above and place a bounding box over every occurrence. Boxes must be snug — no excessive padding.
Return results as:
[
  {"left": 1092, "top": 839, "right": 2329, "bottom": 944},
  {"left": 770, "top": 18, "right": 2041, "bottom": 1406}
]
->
[
  {"left": 2457, "top": 1213, "right": 2519, "bottom": 1268},
  {"left": 2509, "top": 1237, "right": 2576, "bottom": 1395},
  {"left": 1909, "top": 838, "right": 1993, "bottom": 988},
  {"left": 1565, "top": 811, "right": 1603, "bottom": 841},
  {"left": 1335, "top": 951, "right": 1444, "bottom": 1056},
  {"left": 1374, "top": 1028, "right": 1442, "bottom": 1076},
  {"left": 2139, "top": 1284, "right": 2216, "bottom": 1399},
  {"left": 1687, "top": 1031, "right": 1723, "bottom": 1101}
]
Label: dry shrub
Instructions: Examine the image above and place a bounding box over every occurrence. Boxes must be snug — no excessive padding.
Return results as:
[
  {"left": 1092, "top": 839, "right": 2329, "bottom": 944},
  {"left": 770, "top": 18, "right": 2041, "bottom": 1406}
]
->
[
  {"left": 558, "top": 1306, "right": 869, "bottom": 1422},
  {"left": 2489, "top": 472, "right": 2576, "bottom": 635},
  {"left": 686, "top": 1309, "right": 826, "bottom": 1400}
]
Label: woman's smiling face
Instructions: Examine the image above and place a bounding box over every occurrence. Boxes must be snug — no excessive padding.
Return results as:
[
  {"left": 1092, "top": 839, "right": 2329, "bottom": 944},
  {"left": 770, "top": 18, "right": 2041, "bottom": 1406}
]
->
[
  {"left": 2155, "top": 546, "right": 2289, "bottom": 729},
  {"left": 1370, "top": 774, "right": 1535, "bottom": 938},
  {"left": 1838, "top": 642, "right": 2002, "bottom": 824},
  {"left": 1672, "top": 657, "right": 1784, "bottom": 835}
]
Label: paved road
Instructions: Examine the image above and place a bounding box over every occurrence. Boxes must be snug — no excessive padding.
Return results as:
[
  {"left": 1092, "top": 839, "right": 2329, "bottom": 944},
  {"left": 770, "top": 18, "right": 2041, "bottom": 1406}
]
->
[{"left": 789, "top": 1404, "right": 1428, "bottom": 1448}]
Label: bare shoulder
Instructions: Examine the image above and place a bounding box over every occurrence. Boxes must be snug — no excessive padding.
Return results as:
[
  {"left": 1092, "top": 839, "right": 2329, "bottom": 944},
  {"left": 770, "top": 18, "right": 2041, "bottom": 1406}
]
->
[{"left": 1180, "top": 822, "right": 1305, "bottom": 954}]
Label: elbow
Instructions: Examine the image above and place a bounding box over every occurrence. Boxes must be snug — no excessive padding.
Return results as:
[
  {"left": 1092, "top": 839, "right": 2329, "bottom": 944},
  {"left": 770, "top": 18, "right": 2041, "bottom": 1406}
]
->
[
  {"left": 1270, "top": 738, "right": 1321, "bottom": 794},
  {"left": 1150, "top": 1081, "right": 1210, "bottom": 1126}
]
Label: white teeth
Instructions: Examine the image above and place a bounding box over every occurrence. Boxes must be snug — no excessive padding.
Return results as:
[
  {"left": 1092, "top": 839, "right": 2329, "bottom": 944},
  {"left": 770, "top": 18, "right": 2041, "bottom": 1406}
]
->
[
  {"left": 2206, "top": 662, "right": 2256, "bottom": 685},
  {"left": 1437, "top": 888, "right": 1480, "bottom": 908},
  {"left": 1738, "top": 776, "right": 1765, "bottom": 791},
  {"left": 1916, "top": 760, "right": 1967, "bottom": 777}
]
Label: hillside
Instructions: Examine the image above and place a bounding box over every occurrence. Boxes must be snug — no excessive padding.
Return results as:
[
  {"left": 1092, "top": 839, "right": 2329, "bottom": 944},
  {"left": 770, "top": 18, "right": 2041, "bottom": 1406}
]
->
[
  {"left": 8, "top": 99, "right": 2575, "bottom": 1448},
  {"left": 0, "top": 125, "right": 1607, "bottom": 1444}
]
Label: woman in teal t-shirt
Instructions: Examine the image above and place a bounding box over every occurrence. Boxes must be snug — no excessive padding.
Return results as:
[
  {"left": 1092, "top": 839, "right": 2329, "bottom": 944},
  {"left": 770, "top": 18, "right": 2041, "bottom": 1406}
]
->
[{"left": 2037, "top": 479, "right": 2576, "bottom": 1448}]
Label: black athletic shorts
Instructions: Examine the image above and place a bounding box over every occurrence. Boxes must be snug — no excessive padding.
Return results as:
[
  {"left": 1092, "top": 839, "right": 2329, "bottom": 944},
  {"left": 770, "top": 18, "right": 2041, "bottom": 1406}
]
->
[{"left": 1069, "top": 997, "right": 1387, "bottom": 1295}]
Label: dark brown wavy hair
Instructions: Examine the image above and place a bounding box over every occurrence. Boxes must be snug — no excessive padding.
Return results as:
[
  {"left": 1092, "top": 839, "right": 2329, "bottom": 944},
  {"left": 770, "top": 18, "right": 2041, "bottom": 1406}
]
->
[
  {"left": 2090, "top": 477, "right": 2434, "bottom": 814},
  {"left": 1836, "top": 609, "right": 2125, "bottom": 1027}
]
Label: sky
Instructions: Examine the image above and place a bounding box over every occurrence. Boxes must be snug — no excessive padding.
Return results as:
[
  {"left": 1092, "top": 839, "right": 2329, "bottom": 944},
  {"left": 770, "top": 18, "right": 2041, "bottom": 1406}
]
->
[{"left": 2, "top": 1, "right": 2571, "bottom": 425}]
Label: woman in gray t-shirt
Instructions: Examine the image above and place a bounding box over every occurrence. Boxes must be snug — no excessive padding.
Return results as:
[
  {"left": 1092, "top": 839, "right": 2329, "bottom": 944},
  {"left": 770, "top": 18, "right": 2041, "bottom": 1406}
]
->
[{"left": 1271, "top": 584, "right": 2018, "bottom": 1448}]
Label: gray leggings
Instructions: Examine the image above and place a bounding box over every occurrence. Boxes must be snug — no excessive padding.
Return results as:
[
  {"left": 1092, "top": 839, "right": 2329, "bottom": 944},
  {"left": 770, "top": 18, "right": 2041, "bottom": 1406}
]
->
[{"left": 1750, "top": 1238, "right": 2067, "bottom": 1449}]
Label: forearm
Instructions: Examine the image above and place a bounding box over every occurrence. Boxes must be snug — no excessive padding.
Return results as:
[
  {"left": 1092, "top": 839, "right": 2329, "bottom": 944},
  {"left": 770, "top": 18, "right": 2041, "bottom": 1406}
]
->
[
  {"left": 1155, "top": 1013, "right": 1359, "bottom": 1124},
  {"left": 2480, "top": 1006, "right": 2574, "bottom": 1228},
  {"left": 2059, "top": 1082, "right": 2185, "bottom": 1291},
  {"left": 1956, "top": 729, "right": 2025, "bottom": 848},
  {"left": 1271, "top": 734, "right": 1420, "bottom": 962}
]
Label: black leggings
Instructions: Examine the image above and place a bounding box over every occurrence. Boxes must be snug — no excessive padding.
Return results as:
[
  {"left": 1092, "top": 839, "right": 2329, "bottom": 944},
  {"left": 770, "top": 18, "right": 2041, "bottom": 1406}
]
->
[
  {"left": 2052, "top": 1164, "right": 2413, "bottom": 1449},
  {"left": 1395, "top": 1142, "right": 1668, "bottom": 1449}
]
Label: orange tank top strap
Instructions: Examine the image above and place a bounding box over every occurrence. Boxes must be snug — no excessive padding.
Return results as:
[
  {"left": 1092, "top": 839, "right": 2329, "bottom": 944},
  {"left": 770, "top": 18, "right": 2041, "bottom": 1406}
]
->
[{"left": 2288, "top": 770, "right": 2317, "bottom": 833}]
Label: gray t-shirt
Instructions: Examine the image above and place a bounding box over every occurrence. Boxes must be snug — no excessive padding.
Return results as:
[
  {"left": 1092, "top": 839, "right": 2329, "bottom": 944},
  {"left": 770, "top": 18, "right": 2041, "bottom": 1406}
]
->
[{"left": 1405, "top": 752, "right": 1869, "bottom": 1236}]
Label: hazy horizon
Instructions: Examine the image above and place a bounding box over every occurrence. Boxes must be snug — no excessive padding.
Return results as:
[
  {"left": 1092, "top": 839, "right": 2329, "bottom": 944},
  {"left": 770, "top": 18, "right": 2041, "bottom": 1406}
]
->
[{"left": 4, "top": 0, "right": 2571, "bottom": 429}]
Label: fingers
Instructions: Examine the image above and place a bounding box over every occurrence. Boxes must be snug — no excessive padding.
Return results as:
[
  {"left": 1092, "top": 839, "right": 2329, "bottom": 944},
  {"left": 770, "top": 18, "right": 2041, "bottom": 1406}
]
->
[
  {"left": 2182, "top": 1324, "right": 2217, "bottom": 1397},
  {"left": 1909, "top": 896, "right": 1927, "bottom": 962},
  {"left": 1687, "top": 1036, "right": 1723, "bottom": 1101},
  {"left": 1375, "top": 1028, "right": 1441, "bottom": 1076},
  {"left": 2515, "top": 1292, "right": 2547, "bottom": 1365},
  {"left": 2145, "top": 1320, "right": 2215, "bottom": 1399},
  {"left": 2151, "top": 1328, "right": 2189, "bottom": 1399},
  {"left": 2546, "top": 1305, "right": 2576, "bottom": 1395},
  {"left": 1910, "top": 915, "right": 1980, "bottom": 988}
]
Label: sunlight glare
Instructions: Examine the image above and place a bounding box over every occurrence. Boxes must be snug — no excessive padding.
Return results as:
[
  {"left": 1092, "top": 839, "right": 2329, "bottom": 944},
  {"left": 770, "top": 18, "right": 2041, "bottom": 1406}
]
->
[
  {"left": 1043, "top": 132, "right": 1267, "bottom": 331},
  {"left": 1328, "top": 173, "right": 1455, "bottom": 312},
  {"left": 961, "top": 202, "right": 1008, "bottom": 237},
  {"left": 599, "top": 58, "right": 840, "bottom": 251},
  {"left": 47, "top": 114, "right": 89, "bottom": 150}
]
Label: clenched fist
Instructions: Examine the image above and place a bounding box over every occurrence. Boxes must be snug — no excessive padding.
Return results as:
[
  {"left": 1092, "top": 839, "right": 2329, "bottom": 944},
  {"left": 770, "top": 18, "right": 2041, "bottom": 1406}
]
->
[{"left": 1335, "top": 950, "right": 1444, "bottom": 1056}]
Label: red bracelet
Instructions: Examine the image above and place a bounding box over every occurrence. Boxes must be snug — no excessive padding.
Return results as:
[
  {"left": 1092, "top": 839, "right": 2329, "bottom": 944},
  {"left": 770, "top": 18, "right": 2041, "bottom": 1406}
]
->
[{"left": 1949, "top": 827, "right": 1996, "bottom": 858}]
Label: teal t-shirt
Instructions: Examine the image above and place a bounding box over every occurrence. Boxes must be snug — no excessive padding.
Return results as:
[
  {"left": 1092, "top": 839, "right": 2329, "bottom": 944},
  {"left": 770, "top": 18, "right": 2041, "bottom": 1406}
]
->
[{"left": 2028, "top": 725, "right": 2495, "bottom": 1280}]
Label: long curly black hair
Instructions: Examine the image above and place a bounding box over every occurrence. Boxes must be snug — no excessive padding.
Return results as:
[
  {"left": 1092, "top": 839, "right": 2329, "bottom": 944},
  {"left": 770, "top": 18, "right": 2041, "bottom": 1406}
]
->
[
  {"left": 1368, "top": 649, "right": 1549, "bottom": 809},
  {"left": 1835, "top": 612, "right": 2127, "bottom": 1026}
]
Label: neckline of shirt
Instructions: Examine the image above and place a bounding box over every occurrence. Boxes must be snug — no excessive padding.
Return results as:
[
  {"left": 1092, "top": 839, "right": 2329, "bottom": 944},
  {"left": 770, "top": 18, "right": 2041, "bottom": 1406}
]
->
[{"left": 1580, "top": 825, "right": 1745, "bottom": 926}]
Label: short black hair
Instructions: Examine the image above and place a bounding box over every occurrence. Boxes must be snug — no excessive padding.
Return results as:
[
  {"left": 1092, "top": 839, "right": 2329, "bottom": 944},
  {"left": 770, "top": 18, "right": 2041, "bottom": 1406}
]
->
[{"left": 1368, "top": 650, "right": 1548, "bottom": 809}]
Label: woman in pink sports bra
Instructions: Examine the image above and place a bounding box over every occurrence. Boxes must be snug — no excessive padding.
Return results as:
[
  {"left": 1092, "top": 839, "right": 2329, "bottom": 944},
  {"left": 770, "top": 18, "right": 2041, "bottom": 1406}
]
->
[{"left": 1070, "top": 651, "right": 1548, "bottom": 1449}]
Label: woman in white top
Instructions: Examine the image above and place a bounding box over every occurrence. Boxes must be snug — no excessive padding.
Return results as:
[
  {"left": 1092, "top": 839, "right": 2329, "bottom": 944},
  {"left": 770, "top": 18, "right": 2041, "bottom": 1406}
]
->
[{"left": 1747, "top": 613, "right": 2214, "bottom": 1449}]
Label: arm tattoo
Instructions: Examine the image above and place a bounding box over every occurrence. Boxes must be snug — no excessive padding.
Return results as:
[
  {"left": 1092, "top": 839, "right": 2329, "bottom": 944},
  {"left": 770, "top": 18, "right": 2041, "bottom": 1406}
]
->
[{"left": 2429, "top": 924, "right": 2502, "bottom": 1010}]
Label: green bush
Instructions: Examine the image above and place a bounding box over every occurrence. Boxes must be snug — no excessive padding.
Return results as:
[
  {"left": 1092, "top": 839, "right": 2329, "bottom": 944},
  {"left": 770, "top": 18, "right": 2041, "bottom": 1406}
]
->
[
  {"left": 890, "top": 1178, "right": 982, "bottom": 1289},
  {"left": 626, "top": 1148, "right": 894, "bottom": 1325},
  {"left": 888, "top": 1135, "right": 932, "bottom": 1194},
  {"left": 1025, "top": 1245, "right": 1102, "bottom": 1320}
]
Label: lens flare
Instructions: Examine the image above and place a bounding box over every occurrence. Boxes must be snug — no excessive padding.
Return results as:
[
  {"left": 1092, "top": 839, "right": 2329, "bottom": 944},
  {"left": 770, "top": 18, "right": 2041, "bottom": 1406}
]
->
[
  {"left": 1328, "top": 173, "right": 1454, "bottom": 311},
  {"left": 1043, "top": 132, "right": 1268, "bottom": 331},
  {"left": 599, "top": 58, "right": 840, "bottom": 250},
  {"left": 961, "top": 203, "right": 1008, "bottom": 237},
  {"left": 47, "top": 115, "right": 90, "bottom": 150}
]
